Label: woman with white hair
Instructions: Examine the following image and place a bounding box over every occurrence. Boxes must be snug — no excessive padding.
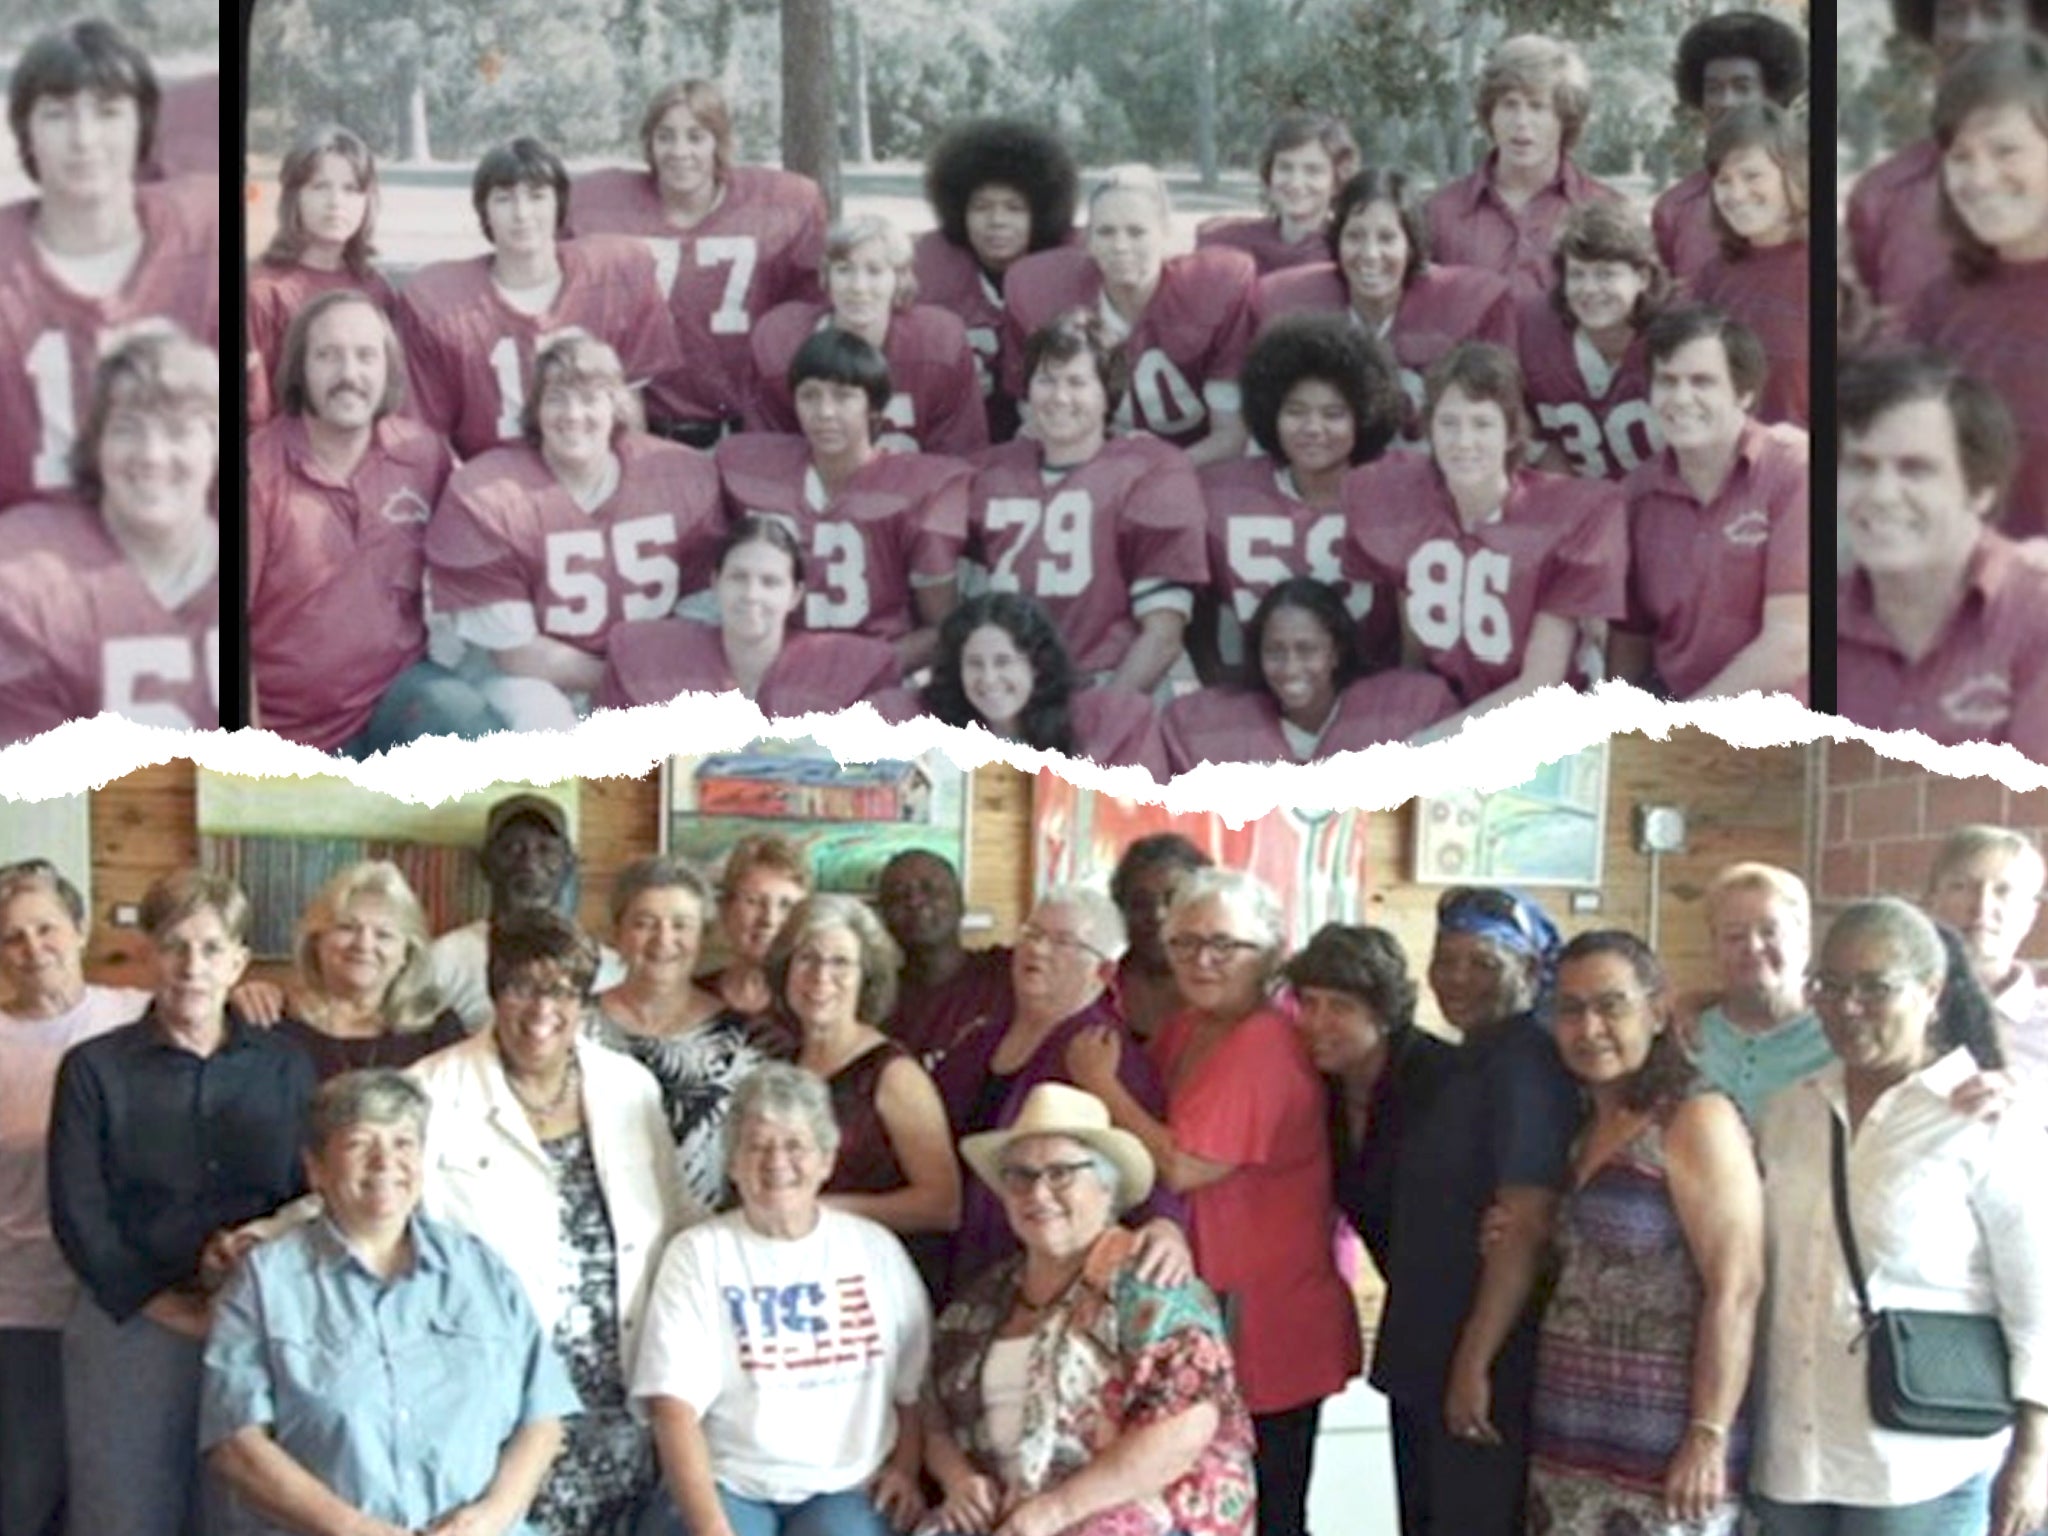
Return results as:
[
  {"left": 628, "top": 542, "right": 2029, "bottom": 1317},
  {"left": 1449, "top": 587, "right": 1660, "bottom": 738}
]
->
[
  {"left": 635, "top": 1064, "right": 932, "bottom": 1536},
  {"left": 1070, "top": 868, "right": 1357, "bottom": 1536},
  {"left": 932, "top": 886, "right": 1185, "bottom": 1298},
  {"left": 0, "top": 861, "right": 147, "bottom": 1536},
  {"left": 923, "top": 1082, "right": 1256, "bottom": 1536},
  {"left": 1001, "top": 163, "right": 1256, "bottom": 466},
  {"left": 748, "top": 213, "right": 988, "bottom": 455}
]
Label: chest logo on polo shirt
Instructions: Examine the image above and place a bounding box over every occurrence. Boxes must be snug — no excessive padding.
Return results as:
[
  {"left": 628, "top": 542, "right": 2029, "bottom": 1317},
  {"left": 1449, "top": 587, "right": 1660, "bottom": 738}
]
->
[
  {"left": 1722, "top": 508, "right": 1771, "bottom": 547},
  {"left": 379, "top": 488, "right": 433, "bottom": 525},
  {"left": 1943, "top": 671, "right": 2014, "bottom": 731}
]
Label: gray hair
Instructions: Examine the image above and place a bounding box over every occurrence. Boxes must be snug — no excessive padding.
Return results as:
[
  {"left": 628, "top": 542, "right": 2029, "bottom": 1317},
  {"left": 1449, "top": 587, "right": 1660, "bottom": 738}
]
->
[
  {"left": 1166, "top": 867, "right": 1286, "bottom": 950},
  {"left": 765, "top": 893, "right": 904, "bottom": 1023},
  {"left": 609, "top": 853, "right": 715, "bottom": 929},
  {"left": 0, "top": 859, "right": 86, "bottom": 928},
  {"left": 304, "top": 1068, "right": 431, "bottom": 1154},
  {"left": 1823, "top": 897, "right": 1947, "bottom": 983},
  {"left": 1034, "top": 885, "right": 1128, "bottom": 962},
  {"left": 725, "top": 1062, "right": 842, "bottom": 1166}
]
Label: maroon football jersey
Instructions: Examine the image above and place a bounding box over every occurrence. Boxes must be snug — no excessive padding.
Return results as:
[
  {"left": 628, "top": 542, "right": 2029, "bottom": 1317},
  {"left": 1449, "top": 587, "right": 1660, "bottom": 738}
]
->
[
  {"left": 248, "top": 415, "right": 454, "bottom": 750},
  {"left": 714, "top": 434, "right": 970, "bottom": 641},
  {"left": 597, "top": 617, "right": 902, "bottom": 714},
  {"left": 393, "top": 236, "right": 683, "bottom": 461},
  {"left": 1624, "top": 419, "right": 1809, "bottom": 702},
  {"left": 1340, "top": 455, "right": 1626, "bottom": 702},
  {"left": 968, "top": 435, "right": 1209, "bottom": 677},
  {"left": 245, "top": 263, "right": 399, "bottom": 428},
  {"left": 1069, "top": 686, "right": 1168, "bottom": 779},
  {"left": 1651, "top": 169, "right": 1719, "bottom": 285},
  {"left": 0, "top": 501, "right": 219, "bottom": 740},
  {"left": 1906, "top": 261, "right": 2048, "bottom": 538},
  {"left": 1196, "top": 214, "right": 1330, "bottom": 276},
  {"left": 1846, "top": 139, "right": 1949, "bottom": 324},
  {"left": 1161, "top": 670, "right": 1459, "bottom": 771},
  {"left": 425, "top": 433, "right": 723, "bottom": 656},
  {"left": 911, "top": 232, "right": 1013, "bottom": 437},
  {"left": 747, "top": 301, "right": 989, "bottom": 457},
  {"left": 568, "top": 164, "right": 826, "bottom": 427},
  {"left": 1517, "top": 298, "right": 1661, "bottom": 481},
  {"left": 1693, "top": 241, "right": 1809, "bottom": 429},
  {"left": 0, "top": 178, "right": 220, "bottom": 510},
  {"left": 146, "top": 74, "right": 221, "bottom": 184},
  {"left": 1255, "top": 261, "right": 1517, "bottom": 428},
  {"left": 1424, "top": 154, "right": 1625, "bottom": 306},
  {"left": 1000, "top": 247, "right": 1257, "bottom": 449},
  {"left": 1838, "top": 531, "right": 2048, "bottom": 761}
]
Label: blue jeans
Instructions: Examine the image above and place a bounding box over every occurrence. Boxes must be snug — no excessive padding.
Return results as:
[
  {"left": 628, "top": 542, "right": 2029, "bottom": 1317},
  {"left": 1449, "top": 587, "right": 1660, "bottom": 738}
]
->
[
  {"left": 1749, "top": 1472, "right": 1993, "bottom": 1536},
  {"left": 338, "top": 661, "right": 505, "bottom": 758},
  {"left": 642, "top": 1484, "right": 894, "bottom": 1536},
  {"left": 0, "top": 1329, "right": 63, "bottom": 1536}
]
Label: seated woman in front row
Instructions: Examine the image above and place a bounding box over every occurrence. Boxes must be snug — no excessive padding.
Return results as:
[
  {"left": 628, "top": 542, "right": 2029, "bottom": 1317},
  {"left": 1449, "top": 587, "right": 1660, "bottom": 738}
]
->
[
  {"left": 598, "top": 514, "right": 903, "bottom": 716},
  {"left": 924, "top": 1082, "right": 1256, "bottom": 1536},
  {"left": 1162, "top": 576, "right": 1457, "bottom": 771},
  {"left": 202, "top": 1070, "right": 574, "bottom": 1536},
  {"left": 879, "top": 591, "right": 1168, "bottom": 778}
]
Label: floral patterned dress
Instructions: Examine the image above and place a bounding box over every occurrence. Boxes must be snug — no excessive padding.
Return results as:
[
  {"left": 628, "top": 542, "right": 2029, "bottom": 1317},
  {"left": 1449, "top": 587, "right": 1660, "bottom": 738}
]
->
[
  {"left": 1527, "top": 1113, "right": 1747, "bottom": 1536},
  {"left": 529, "top": 1129, "right": 656, "bottom": 1536},
  {"left": 928, "top": 1228, "right": 1256, "bottom": 1536},
  {"left": 594, "top": 1008, "right": 763, "bottom": 1212}
]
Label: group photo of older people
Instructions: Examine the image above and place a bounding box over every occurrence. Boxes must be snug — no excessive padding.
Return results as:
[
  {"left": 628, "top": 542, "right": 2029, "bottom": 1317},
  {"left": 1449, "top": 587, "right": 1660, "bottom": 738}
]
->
[{"left": 3, "top": 728, "right": 2046, "bottom": 1536}]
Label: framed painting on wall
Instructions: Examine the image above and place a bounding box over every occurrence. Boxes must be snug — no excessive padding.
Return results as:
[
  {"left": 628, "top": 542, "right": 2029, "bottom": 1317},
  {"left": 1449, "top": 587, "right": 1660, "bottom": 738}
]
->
[
  {"left": 1411, "top": 743, "right": 1610, "bottom": 888},
  {"left": 664, "top": 738, "right": 970, "bottom": 897},
  {"left": 196, "top": 771, "right": 582, "bottom": 958}
]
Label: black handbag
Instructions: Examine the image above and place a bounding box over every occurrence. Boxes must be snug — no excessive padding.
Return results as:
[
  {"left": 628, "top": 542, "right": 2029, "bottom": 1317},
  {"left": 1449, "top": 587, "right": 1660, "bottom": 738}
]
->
[{"left": 1828, "top": 1116, "right": 2015, "bottom": 1436}]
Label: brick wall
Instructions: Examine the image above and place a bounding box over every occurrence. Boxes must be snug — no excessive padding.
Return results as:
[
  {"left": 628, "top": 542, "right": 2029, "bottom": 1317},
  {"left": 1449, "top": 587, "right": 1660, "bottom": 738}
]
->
[{"left": 1818, "top": 739, "right": 2048, "bottom": 957}]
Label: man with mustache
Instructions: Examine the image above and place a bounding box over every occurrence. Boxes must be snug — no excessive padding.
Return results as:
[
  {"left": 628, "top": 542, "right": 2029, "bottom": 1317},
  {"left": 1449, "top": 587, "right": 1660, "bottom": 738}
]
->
[
  {"left": 247, "top": 289, "right": 501, "bottom": 754},
  {"left": 1614, "top": 305, "right": 1808, "bottom": 702},
  {"left": 1835, "top": 346, "right": 2048, "bottom": 755}
]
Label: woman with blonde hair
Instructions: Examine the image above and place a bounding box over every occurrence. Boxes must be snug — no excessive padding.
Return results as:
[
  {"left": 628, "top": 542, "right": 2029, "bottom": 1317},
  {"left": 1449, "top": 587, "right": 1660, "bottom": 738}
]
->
[
  {"left": 274, "top": 860, "right": 466, "bottom": 1080},
  {"left": 749, "top": 212, "right": 987, "bottom": 455}
]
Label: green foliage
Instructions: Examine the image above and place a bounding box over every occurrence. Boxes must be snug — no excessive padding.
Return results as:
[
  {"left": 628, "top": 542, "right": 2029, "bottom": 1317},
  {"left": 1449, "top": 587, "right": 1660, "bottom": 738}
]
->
[{"left": 8, "top": 0, "right": 219, "bottom": 53}]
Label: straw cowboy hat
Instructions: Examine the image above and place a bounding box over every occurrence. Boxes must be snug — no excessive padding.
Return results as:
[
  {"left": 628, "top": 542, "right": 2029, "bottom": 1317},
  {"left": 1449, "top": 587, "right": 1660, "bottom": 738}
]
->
[{"left": 959, "top": 1082, "right": 1156, "bottom": 1212}]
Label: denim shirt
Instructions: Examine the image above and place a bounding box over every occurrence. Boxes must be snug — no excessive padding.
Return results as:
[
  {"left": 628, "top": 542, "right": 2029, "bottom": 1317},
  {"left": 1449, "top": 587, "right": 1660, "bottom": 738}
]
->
[{"left": 201, "top": 1213, "right": 579, "bottom": 1534}]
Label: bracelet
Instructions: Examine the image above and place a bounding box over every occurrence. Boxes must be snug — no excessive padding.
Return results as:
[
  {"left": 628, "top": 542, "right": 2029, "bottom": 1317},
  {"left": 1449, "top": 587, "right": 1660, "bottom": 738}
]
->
[{"left": 1687, "top": 1419, "right": 1729, "bottom": 1441}]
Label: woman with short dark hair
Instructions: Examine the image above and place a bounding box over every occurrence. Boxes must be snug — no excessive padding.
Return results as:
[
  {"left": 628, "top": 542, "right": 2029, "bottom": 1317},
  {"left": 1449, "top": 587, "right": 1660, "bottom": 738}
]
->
[
  {"left": 1527, "top": 932, "right": 1762, "bottom": 1536},
  {"left": 1198, "top": 111, "right": 1359, "bottom": 275}
]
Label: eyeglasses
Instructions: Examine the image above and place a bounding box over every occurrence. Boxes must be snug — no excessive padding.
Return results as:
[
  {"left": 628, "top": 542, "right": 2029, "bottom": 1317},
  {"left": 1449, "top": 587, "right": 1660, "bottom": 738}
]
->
[
  {"left": 997, "top": 1159, "right": 1097, "bottom": 1195},
  {"left": 1552, "top": 990, "right": 1647, "bottom": 1025},
  {"left": 1165, "top": 933, "right": 1265, "bottom": 965},
  {"left": 790, "top": 951, "right": 859, "bottom": 976},
  {"left": 501, "top": 977, "right": 584, "bottom": 1005},
  {"left": 1018, "top": 923, "right": 1105, "bottom": 960},
  {"left": 1806, "top": 971, "right": 1921, "bottom": 1009}
]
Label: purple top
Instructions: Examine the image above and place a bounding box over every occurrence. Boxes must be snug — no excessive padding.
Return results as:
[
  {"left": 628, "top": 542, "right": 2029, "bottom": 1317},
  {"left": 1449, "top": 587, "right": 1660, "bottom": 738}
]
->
[{"left": 933, "top": 993, "right": 1187, "bottom": 1303}]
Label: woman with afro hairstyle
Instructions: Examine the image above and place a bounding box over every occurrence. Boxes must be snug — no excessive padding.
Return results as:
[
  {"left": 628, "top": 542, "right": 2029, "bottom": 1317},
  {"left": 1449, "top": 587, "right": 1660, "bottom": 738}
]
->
[
  {"left": 1162, "top": 577, "right": 1455, "bottom": 771},
  {"left": 1652, "top": 9, "right": 1808, "bottom": 282},
  {"left": 880, "top": 591, "right": 1168, "bottom": 779},
  {"left": 1258, "top": 167, "right": 1518, "bottom": 441},
  {"left": 1195, "top": 314, "right": 1405, "bottom": 680},
  {"left": 913, "top": 117, "right": 1080, "bottom": 442},
  {"left": 1196, "top": 111, "right": 1359, "bottom": 276}
]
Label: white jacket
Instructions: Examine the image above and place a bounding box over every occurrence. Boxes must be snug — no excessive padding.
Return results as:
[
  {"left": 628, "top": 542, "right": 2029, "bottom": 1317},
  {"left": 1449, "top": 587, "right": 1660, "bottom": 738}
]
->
[{"left": 413, "top": 1030, "right": 696, "bottom": 1369}]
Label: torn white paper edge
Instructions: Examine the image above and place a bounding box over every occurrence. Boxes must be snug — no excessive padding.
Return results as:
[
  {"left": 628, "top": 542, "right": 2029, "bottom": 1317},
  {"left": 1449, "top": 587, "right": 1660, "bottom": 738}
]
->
[{"left": 0, "top": 685, "right": 2034, "bottom": 818}]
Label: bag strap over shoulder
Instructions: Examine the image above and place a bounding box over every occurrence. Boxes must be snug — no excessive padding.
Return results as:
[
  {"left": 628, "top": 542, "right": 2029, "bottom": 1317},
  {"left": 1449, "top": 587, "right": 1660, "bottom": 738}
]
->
[{"left": 1829, "top": 1114, "right": 1879, "bottom": 1329}]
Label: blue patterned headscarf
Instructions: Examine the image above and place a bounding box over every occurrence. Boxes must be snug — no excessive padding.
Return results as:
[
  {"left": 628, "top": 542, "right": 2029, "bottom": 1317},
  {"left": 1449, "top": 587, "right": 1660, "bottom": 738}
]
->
[{"left": 1435, "top": 885, "right": 1563, "bottom": 1012}]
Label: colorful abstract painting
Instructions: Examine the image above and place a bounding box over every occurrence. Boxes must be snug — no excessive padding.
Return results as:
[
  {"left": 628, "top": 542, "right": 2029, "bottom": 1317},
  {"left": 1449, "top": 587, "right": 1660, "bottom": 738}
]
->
[{"left": 1411, "top": 743, "right": 1609, "bottom": 887}]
